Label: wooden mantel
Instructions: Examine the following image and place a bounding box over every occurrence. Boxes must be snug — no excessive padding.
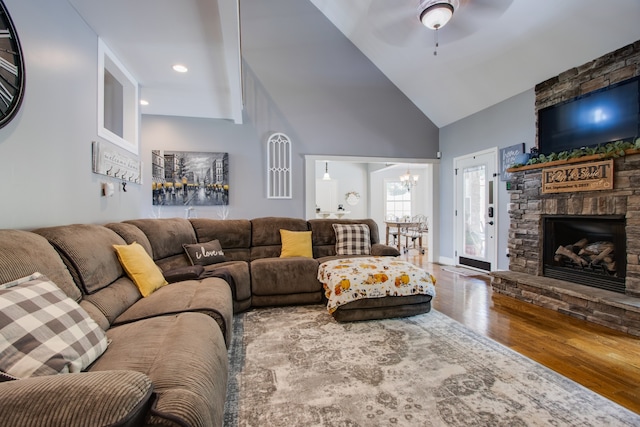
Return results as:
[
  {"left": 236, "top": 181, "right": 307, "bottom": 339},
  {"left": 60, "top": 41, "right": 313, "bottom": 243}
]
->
[{"left": 507, "top": 148, "right": 640, "bottom": 173}]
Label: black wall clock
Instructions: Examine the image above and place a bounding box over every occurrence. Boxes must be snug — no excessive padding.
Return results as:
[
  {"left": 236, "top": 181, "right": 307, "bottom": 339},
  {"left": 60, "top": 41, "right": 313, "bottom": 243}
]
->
[{"left": 0, "top": 0, "right": 24, "bottom": 128}]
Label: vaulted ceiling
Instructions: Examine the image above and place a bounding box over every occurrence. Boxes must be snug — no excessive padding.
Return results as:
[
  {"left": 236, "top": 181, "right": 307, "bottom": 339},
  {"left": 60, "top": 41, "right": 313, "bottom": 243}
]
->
[{"left": 68, "top": 0, "right": 640, "bottom": 128}]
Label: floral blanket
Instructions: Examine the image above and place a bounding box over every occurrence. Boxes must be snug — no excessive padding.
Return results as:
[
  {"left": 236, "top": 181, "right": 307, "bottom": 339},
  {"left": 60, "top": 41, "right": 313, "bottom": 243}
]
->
[{"left": 317, "top": 257, "right": 436, "bottom": 314}]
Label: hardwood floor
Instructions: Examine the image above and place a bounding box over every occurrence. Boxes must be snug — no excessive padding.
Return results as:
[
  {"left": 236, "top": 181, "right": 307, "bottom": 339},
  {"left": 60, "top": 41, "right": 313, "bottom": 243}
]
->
[{"left": 400, "top": 252, "right": 640, "bottom": 414}]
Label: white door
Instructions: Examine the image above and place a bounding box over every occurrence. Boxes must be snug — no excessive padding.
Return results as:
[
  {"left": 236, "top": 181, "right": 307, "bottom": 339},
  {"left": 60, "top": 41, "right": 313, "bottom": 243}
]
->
[{"left": 453, "top": 149, "right": 498, "bottom": 271}]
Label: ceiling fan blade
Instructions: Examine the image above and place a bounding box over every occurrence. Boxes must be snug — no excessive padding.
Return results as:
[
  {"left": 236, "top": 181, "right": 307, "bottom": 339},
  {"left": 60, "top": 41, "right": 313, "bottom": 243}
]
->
[
  {"left": 439, "top": 0, "right": 513, "bottom": 44},
  {"left": 368, "top": 0, "right": 423, "bottom": 47},
  {"left": 462, "top": 0, "right": 513, "bottom": 18}
]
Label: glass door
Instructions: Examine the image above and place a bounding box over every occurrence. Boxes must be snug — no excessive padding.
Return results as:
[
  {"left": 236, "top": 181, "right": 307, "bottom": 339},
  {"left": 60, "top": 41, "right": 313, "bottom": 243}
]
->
[{"left": 454, "top": 149, "right": 497, "bottom": 271}]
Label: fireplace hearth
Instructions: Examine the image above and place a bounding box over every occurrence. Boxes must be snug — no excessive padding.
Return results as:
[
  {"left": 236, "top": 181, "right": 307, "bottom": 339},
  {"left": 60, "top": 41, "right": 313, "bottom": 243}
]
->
[
  {"left": 543, "top": 215, "right": 626, "bottom": 293},
  {"left": 491, "top": 152, "right": 640, "bottom": 336},
  {"left": 491, "top": 42, "right": 640, "bottom": 335}
]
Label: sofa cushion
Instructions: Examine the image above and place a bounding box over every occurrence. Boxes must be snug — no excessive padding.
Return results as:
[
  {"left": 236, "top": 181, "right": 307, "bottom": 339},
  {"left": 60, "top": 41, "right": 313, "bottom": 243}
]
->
[
  {"left": 0, "top": 273, "right": 108, "bottom": 378},
  {"left": 251, "top": 217, "right": 309, "bottom": 260},
  {"left": 34, "top": 225, "right": 127, "bottom": 295},
  {"left": 105, "top": 222, "right": 154, "bottom": 257},
  {"left": 190, "top": 218, "right": 252, "bottom": 262},
  {"left": 163, "top": 265, "right": 205, "bottom": 283},
  {"left": 309, "top": 218, "right": 381, "bottom": 258},
  {"left": 0, "top": 370, "right": 154, "bottom": 427},
  {"left": 113, "top": 242, "right": 168, "bottom": 297},
  {"left": 0, "top": 230, "right": 81, "bottom": 302},
  {"left": 332, "top": 223, "right": 372, "bottom": 255},
  {"left": 90, "top": 313, "right": 228, "bottom": 427},
  {"left": 279, "top": 230, "right": 313, "bottom": 258},
  {"left": 112, "top": 277, "right": 233, "bottom": 346},
  {"left": 251, "top": 257, "right": 321, "bottom": 296},
  {"left": 183, "top": 239, "right": 226, "bottom": 266},
  {"left": 124, "top": 218, "right": 196, "bottom": 261},
  {"left": 205, "top": 262, "right": 250, "bottom": 300}
]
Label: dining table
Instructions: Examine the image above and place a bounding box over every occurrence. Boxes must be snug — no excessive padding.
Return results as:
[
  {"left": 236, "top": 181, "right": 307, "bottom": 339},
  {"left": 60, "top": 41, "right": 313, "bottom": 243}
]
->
[{"left": 384, "top": 221, "right": 421, "bottom": 252}]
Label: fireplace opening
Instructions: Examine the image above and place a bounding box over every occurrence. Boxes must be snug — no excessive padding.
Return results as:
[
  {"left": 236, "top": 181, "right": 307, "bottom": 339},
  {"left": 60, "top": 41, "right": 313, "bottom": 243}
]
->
[{"left": 543, "top": 215, "right": 626, "bottom": 293}]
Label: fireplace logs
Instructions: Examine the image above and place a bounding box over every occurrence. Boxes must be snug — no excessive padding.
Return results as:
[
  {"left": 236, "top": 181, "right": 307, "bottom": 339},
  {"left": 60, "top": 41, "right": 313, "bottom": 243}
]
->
[{"left": 554, "top": 240, "right": 616, "bottom": 274}]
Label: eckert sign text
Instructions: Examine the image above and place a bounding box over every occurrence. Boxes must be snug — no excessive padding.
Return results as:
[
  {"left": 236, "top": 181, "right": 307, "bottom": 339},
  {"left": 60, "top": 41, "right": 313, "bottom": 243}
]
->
[{"left": 541, "top": 159, "right": 613, "bottom": 194}]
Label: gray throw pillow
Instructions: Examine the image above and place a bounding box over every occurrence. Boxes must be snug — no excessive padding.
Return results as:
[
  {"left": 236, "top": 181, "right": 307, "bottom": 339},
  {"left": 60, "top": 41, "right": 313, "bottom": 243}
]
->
[
  {"left": 183, "top": 239, "right": 226, "bottom": 266},
  {"left": 332, "top": 223, "right": 372, "bottom": 255},
  {"left": 0, "top": 273, "right": 108, "bottom": 378}
]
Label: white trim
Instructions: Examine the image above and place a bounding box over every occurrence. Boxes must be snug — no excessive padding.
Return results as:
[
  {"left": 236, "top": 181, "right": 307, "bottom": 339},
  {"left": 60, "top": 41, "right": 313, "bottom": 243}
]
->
[
  {"left": 267, "top": 132, "right": 292, "bottom": 199},
  {"left": 304, "top": 155, "right": 439, "bottom": 263},
  {"left": 97, "top": 38, "right": 139, "bottom": 155},
  {"left": 438, "top": 256, "right": 455, "bottom": 266},
  {"left": 452, "top": 147, "right": 499, "bottom": 271}
]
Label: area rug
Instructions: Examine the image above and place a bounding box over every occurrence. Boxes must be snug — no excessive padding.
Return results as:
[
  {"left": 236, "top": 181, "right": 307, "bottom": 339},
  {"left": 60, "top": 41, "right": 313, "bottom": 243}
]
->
[{"left": 223, "top": 305, "right": 639, "bottom": 426}]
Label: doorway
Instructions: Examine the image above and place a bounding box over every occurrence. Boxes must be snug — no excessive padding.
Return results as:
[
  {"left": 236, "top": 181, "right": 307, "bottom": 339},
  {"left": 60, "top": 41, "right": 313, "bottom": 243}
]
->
[
  {"left": 453, "top": 148, "right": 498, "bottom": 271},
  {"left": 304, "top": 155, "right": 439, "bottom": 263}
]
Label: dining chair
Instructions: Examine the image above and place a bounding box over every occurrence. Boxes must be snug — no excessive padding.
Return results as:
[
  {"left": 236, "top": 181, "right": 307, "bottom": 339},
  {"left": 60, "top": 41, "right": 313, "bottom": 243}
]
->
[
  {"left": 405, "top": 214, "right": 428, "bottom": 254},
  {"left": 386, "top": 214, "right": 400, "bottom": 246}
]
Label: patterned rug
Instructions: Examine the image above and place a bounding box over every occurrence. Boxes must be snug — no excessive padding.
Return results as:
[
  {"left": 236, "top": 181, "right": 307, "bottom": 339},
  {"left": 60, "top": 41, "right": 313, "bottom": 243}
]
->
[{"left": 223, "top": 305, "right": 639, "bottom": 426}]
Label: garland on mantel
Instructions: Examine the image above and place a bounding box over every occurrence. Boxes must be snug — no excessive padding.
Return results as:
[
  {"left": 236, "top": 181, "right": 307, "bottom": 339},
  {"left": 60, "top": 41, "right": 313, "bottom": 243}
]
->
[{"left": 508, "top": 138, "right": 640, "bottom": 172}]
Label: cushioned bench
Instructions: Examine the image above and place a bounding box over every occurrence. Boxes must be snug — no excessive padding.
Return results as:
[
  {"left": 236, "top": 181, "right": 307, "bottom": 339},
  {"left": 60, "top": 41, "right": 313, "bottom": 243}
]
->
[{"left": 317, "top": 257, "right": 436, "bottom": 322}]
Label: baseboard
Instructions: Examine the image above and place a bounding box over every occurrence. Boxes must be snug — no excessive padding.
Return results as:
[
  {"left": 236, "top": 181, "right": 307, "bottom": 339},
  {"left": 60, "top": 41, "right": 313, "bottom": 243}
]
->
[{"left": 438, "top": 256, "right": 454, "bottom": 266}]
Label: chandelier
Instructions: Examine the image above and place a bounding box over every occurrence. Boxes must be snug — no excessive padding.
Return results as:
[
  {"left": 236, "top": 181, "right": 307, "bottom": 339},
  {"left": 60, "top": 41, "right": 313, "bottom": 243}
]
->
[{"left": 400, "top": 169, "right": 419, "bottom": 191}]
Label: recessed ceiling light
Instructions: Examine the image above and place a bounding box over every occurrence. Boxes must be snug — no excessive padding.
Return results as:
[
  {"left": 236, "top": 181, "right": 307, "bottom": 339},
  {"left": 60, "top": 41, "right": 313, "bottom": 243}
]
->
[
  {"left": 172, "top": 64, "right": 188, "bottom": 73},
  {"left": 140, "top": 99, "right": 149, "bottom": 106}
]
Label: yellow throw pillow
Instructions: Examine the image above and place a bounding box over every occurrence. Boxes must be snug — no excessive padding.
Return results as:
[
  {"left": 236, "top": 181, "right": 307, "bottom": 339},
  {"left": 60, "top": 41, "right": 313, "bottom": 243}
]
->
[
  {"left": 113, "top": 242, "right": 168, "bottom": 297},
  {"left": 280, "top": 230, "right": 313, "bottom": 258}
]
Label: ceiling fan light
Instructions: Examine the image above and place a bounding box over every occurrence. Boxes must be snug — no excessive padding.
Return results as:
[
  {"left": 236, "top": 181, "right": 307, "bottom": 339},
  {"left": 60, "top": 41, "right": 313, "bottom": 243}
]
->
[{"left": 420, "top": 3, "right": 454, "bottom": 30}]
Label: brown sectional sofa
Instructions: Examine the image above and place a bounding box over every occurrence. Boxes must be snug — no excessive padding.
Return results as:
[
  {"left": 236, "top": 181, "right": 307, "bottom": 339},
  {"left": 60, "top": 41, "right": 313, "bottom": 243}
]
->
[{"left": 0, "top": 216, "right": 405, "bottom": 426}]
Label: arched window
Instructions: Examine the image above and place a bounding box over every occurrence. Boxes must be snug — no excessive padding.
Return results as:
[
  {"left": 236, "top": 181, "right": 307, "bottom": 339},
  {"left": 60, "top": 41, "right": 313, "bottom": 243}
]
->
[{"left": 267, "top": 133, "right": 292, "bottom": 199}]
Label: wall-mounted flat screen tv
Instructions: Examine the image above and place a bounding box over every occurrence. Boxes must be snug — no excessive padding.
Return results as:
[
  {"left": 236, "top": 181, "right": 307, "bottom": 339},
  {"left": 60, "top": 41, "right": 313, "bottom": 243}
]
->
[{"left": 538, "top": 76, "right": 640, "bottom": 155}]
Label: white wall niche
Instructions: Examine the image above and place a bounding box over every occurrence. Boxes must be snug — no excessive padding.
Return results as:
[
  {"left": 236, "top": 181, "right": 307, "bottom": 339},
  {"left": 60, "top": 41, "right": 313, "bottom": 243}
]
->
[{"left": 97, "top": 38, "right": 139, "bottom": 155}]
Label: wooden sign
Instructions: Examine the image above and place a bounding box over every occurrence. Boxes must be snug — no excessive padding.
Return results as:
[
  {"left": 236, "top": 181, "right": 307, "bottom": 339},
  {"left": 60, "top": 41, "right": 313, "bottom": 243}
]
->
[{"left": 542, "top": 159, "right": 613, "bottom": 194}]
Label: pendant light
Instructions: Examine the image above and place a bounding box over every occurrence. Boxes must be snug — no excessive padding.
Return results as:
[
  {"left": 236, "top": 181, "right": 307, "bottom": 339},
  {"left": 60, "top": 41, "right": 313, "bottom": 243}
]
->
[{"left": 322, "top": 162, "right": 331, "bottom": 180}]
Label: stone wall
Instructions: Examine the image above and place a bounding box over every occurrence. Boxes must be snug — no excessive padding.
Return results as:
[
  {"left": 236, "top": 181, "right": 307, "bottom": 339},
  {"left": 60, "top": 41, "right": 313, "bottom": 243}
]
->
[
  {"left": 506, "top": 39, "right": 640, "bottom": 297},
  {"left": 497, "top": 40, "right": 640, "bottom": 334},
  {"left": 508, "top": 153, "right": 640, "bottom": 298}
]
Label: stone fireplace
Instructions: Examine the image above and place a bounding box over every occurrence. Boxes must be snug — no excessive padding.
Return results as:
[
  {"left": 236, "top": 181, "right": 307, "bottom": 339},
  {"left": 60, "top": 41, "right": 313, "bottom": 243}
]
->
[
  {"left": 543, "top": 215, "right": 626, "bottom": 293},
  {"left": 491, "top": 154, "right": 640, "bottom": 336},
  {"left": 490, "top": 40, "right": 640, "bottom": 336}
]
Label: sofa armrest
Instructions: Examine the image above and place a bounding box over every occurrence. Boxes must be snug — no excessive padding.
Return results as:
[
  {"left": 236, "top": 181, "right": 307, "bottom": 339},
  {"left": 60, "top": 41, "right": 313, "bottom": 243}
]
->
[
  {"left": 371, "top": 243, "right": 401, "bottom": 257},
  {"left": 0, "top": 370, "right": 154, "bottom": 427}
]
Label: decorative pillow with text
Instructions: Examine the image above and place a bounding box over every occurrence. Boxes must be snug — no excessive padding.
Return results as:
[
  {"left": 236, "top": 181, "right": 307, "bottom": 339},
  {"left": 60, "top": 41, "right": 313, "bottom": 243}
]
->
[{"left": 183, "top": 240, "right": 226, "bottom": 266}]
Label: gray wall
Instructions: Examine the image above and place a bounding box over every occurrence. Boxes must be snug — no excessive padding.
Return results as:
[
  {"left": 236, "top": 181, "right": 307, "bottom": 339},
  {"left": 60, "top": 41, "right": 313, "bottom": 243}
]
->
[
  {"left": 0, "top": 0, "right": 437, "bottom": 229},
  {"left": 139, "top": 0, "right": 439, "bottom": 220},
  {"left": 242, "top": 0, "right": 439, "bottom": 158},
  {"left": 141, "top": 114, "right": 280, "bottom": 220},
  {"left": 0, "top": 0, "right": 142, "bottom": 229},
  {"left": 238, "top": 0, "right": 438, "bottom": 217},
  {"left": 438, "top": 89, "right": 536, "bottom": 270}
]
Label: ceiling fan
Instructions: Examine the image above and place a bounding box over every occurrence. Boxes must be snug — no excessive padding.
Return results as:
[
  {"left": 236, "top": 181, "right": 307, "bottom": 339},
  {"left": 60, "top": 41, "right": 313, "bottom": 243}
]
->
[{"left": 368, "top": 0, "right": 513, "bottom": 54}]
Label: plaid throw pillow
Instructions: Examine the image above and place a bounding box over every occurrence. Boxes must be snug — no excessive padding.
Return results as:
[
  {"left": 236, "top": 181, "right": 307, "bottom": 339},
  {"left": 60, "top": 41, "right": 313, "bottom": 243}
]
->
[
  {"left": 0, "top": 273, "right": 108, "bottom": 379},
  {"left": 332, "top": 223, "right": 372, "bottom": 255}
]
